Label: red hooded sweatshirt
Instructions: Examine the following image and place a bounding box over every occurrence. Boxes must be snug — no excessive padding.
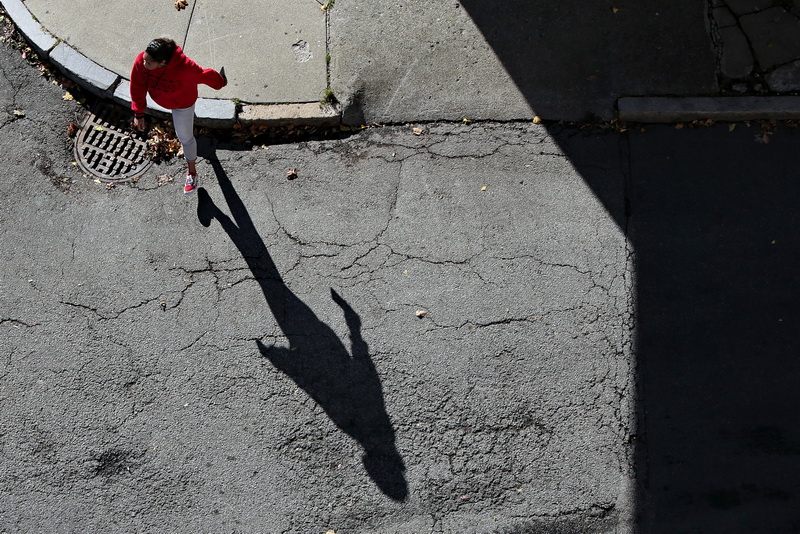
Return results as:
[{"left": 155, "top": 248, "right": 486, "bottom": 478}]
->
[{"left": 130, "top": 46, "right": 226, "bottom": 117}]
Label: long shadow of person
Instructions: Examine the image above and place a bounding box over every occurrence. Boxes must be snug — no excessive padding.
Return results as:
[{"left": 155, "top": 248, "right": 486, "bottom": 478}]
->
[{"left": 196, "top": 156, "right": 408, "bottom": 501}]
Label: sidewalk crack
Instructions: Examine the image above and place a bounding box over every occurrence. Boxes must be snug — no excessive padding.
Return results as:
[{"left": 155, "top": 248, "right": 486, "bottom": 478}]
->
[{"left": 182, "top": 0, "right": 199, "bottom": 50}]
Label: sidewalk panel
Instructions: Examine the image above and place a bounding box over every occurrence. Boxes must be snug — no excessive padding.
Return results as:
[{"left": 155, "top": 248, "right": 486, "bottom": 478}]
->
[
  {"left": 23, "top": 0, "right": 191, "bottom": 77},
  {"left": 185, "top": 0, "right": 326, "bottom": 103}
]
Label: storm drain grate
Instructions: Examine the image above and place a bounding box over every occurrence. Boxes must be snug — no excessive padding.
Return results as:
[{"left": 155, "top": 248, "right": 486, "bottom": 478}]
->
[{"left": 74, "top": 104, "right": 152, "bottom": 182}]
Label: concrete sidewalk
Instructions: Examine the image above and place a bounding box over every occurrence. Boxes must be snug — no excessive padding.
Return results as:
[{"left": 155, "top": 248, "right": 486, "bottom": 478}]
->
[
  {"left": 5, "top": 0, "right": 800, "bottom": 125},
  {"left": 1, "top": 0, "right": 338, "bottom": 126}
]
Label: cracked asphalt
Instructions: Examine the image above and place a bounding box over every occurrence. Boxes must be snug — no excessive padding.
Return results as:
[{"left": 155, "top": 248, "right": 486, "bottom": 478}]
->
[
  {"left": 1, "top": 39, "right": 634, "bottom": 533},
  {"left": 4, "top": 18, "right": 800, "bottom": 534}
]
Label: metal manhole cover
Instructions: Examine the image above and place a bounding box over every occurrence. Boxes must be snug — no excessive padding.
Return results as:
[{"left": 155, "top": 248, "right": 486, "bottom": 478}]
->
[{"left": 74, "top": 104, "right": 152, "bottom": 182}]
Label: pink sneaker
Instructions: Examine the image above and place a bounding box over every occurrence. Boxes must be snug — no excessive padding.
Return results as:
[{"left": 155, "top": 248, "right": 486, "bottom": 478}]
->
[{"left": 184, "top": 173, "right": 197, "bottom": 194}]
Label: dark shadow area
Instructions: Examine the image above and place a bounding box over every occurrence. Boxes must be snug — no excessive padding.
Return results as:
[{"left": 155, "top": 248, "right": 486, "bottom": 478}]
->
[
  {"left": 458, "top": 0, "right": 717, "bottom": 120},
  {"left": 459, "top": 1, "right": 800, "bottom": 529},
  {"left": 196, "top": 153, "right": 408, "bottom": 501},
  {"left": 547, "top": 124, "right": 800, "bottom": 533}
]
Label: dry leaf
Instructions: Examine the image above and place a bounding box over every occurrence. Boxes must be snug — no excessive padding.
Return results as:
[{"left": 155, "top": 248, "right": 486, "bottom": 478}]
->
[
  {"left": 481, "top": 186, "right": 487, "bottom": 191},
  {"left": 532, "top": 116, "right": 542, "bottom": 124},
  {"left": 415, "top": 310, "right": 428, "bottom": 318},
  {"left": 286, "top": 168, "right": 298, "bottom": 179},
  {"left": 612, "top": 7, "right": 620, "bottom": 13},
  {"left": 12, "top": 109, "right": 25, "bottom": 117},
  {"left": 62, "top": 92, "right": 74, "bottom": 101},
  {"left": 728, "top": 124, "right": 736, "bottom": 132},
  {"left": 412, "top": 127, "right": 424, "bottom": 136},
  {"left": 67, "top": 121, "right": 79, "bottom": 137},
  {"left": 174, "top": 0, "right": 188, "bottom": 10}
]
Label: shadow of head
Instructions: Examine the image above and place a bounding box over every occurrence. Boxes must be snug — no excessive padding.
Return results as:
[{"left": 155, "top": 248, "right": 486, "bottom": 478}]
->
[{"left": 363, "top": 450, "right": 408, "bottom": 501}]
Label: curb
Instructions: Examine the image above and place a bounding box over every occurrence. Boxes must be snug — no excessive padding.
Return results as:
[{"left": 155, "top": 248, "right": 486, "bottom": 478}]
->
[
  {"left": 1, "top": 0, "right": 340, "bottom": 129},
  {"left": 618, "top": 96, "right": 800, "bottom": 122}
]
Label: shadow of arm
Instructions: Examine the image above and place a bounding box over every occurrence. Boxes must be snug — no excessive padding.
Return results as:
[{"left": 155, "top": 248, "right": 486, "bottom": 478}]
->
[{"left": 330, "top": 289, "right": 370, "bottom": 361}]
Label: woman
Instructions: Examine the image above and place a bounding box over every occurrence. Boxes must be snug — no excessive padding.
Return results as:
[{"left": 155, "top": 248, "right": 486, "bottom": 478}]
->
[{"left": 130, "top": 38, "right": 227, "bottom": 194}]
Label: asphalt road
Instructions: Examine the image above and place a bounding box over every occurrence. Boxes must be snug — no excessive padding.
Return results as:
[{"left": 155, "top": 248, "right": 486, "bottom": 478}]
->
[
  {"left": 1, "top": 39, "right": 633, "bottom": 534},
  {"left": 3, "top": 28, "right": 800, "bottom": 534}
]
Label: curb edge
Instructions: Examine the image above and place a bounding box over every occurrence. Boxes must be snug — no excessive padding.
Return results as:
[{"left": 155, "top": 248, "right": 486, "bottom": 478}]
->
[{"left": 618, "top": 96, "right": 800, "bottom": 122}]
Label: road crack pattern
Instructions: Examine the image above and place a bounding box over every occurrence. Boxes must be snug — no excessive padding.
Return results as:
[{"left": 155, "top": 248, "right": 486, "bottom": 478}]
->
[{"left": 0, "top": 42, "right": 635, "bottom": 532}]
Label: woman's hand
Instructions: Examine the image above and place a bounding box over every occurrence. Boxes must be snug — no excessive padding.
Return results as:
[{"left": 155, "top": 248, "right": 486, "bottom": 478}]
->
[{"left": 133, "top": 116, "right": 146, "bottom": 131}]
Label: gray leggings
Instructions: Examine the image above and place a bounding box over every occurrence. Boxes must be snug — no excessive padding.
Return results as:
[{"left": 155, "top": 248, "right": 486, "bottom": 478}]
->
[{"left": 171, "top": 104, "right": 197, "bottom": 163}]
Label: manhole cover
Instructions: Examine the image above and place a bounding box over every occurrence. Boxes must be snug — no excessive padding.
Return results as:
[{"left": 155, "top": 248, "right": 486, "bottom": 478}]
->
[{"left": 74, "top": 104, "right": 152, "bottom": 182}]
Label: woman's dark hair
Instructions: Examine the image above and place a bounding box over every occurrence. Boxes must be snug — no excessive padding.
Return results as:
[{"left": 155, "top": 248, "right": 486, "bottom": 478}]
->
[{"left": 145, "top": 38, "right": 177, "bottom": 63}]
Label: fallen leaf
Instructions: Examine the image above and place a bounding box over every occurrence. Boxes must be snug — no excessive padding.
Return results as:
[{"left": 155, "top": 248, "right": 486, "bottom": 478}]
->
[
  {"left": 462, "top": 118, "right": 471, "bottom": 124},
  {"left": 586, "top": 74, "right": 598, "bottom": 81},
  {"left": 612, "top": 7, "right": 620, "bottom": 13},
  {"left": 532, "top": 116, "right": 542, "bottom": 124},
  {"left": 94, "top": 125, "right": 105, "bottom": 131},
  {"left": 12, "top": 109, "right": 25, "bottom": 117},
  {"left": 481, "top": 186, "right": 487, "bottom": 191},
  {"left": 675, "top": 124, "right": 684, "bottom": 129},
  {"left": 415, "top": 310, "right": 428, "bottom": 318},
  {"left": 286, "top": 168, "right": 298, "bottom": 179},
  {"left": 412, "top": 127, "right": 424, "bottom": 136},
  {"left": 728, "top": 124, "right": 736, "bottom": 132},
  {"left": 403, "top": 270, "right": 409, "bottom": 275},
  {"left": 174, "top": 0, "right": 188, "bottom": 10},
  {"left": 67, "top": 121, "right": 79, "bottom": 137}
]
